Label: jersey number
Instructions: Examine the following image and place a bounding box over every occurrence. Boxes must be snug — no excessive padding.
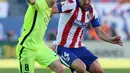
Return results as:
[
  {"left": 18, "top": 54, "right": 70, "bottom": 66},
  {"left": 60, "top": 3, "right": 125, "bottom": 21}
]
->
[{"left": 25, "top": 64, "right": 29, "bottom": 71}]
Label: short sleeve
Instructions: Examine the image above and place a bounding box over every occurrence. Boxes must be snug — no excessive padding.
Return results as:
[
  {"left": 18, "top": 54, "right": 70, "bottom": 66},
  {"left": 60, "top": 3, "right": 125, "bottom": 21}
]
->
[
  {"left": 91, "top": 8, "right": 100, "bottom": 27},
  {"left": 56, "top": 0, "right": 75, "bottom": 13}
]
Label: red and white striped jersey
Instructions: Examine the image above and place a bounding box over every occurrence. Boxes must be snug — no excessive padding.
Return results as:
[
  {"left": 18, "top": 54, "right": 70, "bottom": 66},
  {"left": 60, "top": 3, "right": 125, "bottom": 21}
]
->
[{"left": 53, "top": 0, "right": 100, "bottom": 48}]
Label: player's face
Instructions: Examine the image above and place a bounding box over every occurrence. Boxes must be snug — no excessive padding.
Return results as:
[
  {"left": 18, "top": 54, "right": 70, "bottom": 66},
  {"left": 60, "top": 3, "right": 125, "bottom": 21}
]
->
[{"left": 79, "top": 0, "right": 91, "bottom": 10}]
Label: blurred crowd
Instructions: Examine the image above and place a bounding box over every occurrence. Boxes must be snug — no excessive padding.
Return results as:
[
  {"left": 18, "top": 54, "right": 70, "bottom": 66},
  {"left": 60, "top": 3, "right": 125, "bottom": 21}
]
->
[{"left": 0, "top": 0, "right": 130, "bottom": 41}]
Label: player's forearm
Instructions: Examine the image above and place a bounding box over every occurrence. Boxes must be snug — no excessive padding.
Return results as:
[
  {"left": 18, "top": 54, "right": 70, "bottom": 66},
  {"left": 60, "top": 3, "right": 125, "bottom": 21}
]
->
[
  {"left": 27, "top": 0, "right": 35, "bottom": 5},
  {"left": 97, "top": 30, "right": 113, "bottom": 43},
  {"left": 95, "top": 26, "right": 112, "bottom": 43}
]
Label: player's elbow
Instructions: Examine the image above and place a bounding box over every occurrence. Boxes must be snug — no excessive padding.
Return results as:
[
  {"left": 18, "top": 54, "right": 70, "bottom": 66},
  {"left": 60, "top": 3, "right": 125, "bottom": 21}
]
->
[{"left": 28, "top": 0, "right": 35, "bottom": 5}]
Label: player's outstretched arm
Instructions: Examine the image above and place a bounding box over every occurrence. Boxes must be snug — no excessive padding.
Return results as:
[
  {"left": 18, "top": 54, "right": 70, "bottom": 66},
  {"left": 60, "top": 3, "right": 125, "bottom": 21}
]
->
[
  {"left": 51, "top": 1, "right": 74, "bottom": 15},
  {"left": 94, "top": 26, "right": 123, "bottom": 46}
]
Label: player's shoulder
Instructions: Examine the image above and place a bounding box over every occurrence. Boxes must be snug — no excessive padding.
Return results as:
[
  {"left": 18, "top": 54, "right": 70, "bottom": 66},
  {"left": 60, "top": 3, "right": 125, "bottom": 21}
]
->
[
  {"left": 60, "top": 0, "right": 76, "bottom": 6},
  {"left": 66, "top": 0, "right": 75, "bottom": 3},
  {"left": 60, "top": 0, "right": 77, "bottom": 11},
  {"left": 88, "top": 5, "right": 99, "bottom": 18},
  {"left": 88, "top": 5, "right": 97, "bottom": 14}
]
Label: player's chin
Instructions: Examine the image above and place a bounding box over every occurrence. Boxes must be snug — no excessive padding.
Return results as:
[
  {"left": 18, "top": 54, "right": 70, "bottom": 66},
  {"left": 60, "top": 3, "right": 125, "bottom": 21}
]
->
[{"left": 83, "top": 5, "right": 90, "bottom": 9}]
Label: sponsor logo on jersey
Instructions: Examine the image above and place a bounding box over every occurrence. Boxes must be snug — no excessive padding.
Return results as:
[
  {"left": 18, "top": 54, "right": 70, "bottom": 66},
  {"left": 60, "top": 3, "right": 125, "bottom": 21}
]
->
[{"left": 73, "top": 19, "right": 91, "bottom": 28}]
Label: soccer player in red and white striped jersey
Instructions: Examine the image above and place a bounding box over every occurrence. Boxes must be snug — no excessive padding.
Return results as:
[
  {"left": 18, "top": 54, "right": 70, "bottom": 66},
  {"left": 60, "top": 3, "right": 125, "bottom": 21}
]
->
[{"left": 52, "top": 0, "right": 123, "bottom": 73}]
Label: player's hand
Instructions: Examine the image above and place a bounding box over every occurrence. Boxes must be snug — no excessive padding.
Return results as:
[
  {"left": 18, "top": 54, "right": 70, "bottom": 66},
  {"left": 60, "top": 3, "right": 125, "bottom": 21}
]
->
[{"left": 108, "top": 36, "right": 123, "bottom": 46}]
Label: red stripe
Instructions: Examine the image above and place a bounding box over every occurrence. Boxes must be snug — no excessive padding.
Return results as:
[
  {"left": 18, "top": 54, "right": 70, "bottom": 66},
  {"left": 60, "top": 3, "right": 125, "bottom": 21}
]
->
[
  {"left": 78, "top": 30, "right": 84, "bottom": 47},
  {"left": 89, "top": 5, "right": 93, "bottom": 19},
  {"left": 70, "top": 10, "right": 86, "bottom": 48},
  {"left": 68, "top": 0, "right": 74, "bottom": 3},
  {"left": 59, "top": 7, "right": 79, "bottom": 47},
  {"left": 78, "top": 10, "right": 86, "bottom": 47},
  {"left": 63, "top": 9, "right": 72, "bottom": 13},
  {"left": 89, "top": 5, "right": 93, "bottom": 13},
  {"left": 69, "top": 27, "right": 81, "bottom": 48}
]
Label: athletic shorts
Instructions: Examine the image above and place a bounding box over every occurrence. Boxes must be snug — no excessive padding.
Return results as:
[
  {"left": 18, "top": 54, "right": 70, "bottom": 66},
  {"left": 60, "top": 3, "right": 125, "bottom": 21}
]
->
[
  {"left": 16, "top": 44, "right": 59, "bottom": 73},
  {"left": 56, "top": 46, "right": 98, "bottom": 71}
]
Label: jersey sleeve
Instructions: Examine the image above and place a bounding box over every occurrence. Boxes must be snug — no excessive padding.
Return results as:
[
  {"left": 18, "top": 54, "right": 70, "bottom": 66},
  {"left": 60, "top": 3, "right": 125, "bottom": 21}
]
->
[
  {"left": 91, "top": 8, "right": 101, "bottom": 28},
  {"left": 56, "top": 0, "right": 75, "bottom": 13}
]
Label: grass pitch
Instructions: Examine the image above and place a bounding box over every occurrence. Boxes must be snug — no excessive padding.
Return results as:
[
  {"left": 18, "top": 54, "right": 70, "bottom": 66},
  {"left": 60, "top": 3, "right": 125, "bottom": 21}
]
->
[{"left": 0, "top": 68, "right": 130, "bottom": 73}]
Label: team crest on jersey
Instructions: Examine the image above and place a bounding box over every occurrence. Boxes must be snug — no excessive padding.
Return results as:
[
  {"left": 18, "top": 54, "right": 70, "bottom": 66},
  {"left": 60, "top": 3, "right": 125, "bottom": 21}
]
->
[
  {"left": 87, "top": 14, "right": 91, "bottom": 19},
  {"left": 87, "top": 13, "right": 93, "bottom": 20}
]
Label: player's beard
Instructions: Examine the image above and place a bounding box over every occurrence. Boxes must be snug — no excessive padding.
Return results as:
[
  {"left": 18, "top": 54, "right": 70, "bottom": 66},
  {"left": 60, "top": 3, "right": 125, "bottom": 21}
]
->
[{"left": 81, "top": 4, "right": 90, "bottom": 10}]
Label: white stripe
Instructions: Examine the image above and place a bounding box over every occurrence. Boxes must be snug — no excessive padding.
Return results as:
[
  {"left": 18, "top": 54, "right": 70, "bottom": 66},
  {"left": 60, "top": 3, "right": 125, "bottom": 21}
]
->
[
  {"left": 55, "top": 46, "right": 58, "bottom": 53},
  {"left": 64, "top": 25, "right": 77, "bottom": 47},
  {"left": 63, "top": 7, "right": 78, "bottom": 47},
  {"left": 54, "top": 5, "right": 77, "bottom": 46},
  {"left": 65, "top": 8, "right": 82, "bottom": 47},
  {"left": 54, "top": 13, "right": 73, "bottom": 45},
  {"left": 73, "top": 8, "right": 84, "bottom": 47},
  {"left": 60, "top": 56, "right": 70, "bottom": 67},
  {"left": 77, "top": 8, "right": 82, "bottom": 21},
  {"left": 93, "top": 8, "right": 98, "bottom": 19}
]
